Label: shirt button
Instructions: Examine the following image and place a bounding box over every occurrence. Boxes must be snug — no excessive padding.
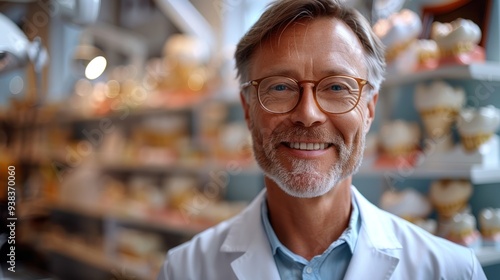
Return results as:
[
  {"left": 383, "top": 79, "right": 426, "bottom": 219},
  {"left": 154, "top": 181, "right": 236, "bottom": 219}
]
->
[{"left": 305, "top": 266, "right": 313, "bottom": 274}]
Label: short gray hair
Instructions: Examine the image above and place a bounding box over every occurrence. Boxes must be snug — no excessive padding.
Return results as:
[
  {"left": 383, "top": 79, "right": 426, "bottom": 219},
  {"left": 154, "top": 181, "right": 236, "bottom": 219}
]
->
[{"left": 234, "top": 0, "right": 386, "bottom": 94}]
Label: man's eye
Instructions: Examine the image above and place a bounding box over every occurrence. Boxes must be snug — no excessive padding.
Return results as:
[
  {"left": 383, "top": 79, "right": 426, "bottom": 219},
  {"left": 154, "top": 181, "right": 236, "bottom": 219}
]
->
[
  {"left": 273, "top": 84, "right": 288, "bottom": 91},
  {"left": 330, "top": 84, "right": 344, "bottom": 91}
]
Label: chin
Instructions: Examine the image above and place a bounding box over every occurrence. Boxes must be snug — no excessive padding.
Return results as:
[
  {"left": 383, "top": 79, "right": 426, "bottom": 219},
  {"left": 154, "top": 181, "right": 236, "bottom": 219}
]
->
[
  {"left": 274, "top": 173, "right": 334, "bottom": 198},
  {"left": 263, "top": 159, "right": 341, "bottom": 198},
  {"left": 252, "top": 124, "right": 366, "bottom": 198}
]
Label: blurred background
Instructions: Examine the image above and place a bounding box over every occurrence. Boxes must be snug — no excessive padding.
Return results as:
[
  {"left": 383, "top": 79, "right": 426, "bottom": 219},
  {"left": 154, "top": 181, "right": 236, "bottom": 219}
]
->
[{"left": 0, "top": 0, "right": 499, "bottom": 279}]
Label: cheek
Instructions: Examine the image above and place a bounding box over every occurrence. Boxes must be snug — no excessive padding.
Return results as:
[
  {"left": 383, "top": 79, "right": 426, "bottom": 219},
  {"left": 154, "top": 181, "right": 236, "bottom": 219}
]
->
[
  {"left": 332, "top": 110, "right": 367, "bottom": 143},
  {"left": 250, "top": 105, "right": 282, "bottom": 139},
  {"left": 247, "top": 102, "right": 260, "bottom": 130},
  {"left": 354, "top": 104, "right": 372, "bottom": 129}
]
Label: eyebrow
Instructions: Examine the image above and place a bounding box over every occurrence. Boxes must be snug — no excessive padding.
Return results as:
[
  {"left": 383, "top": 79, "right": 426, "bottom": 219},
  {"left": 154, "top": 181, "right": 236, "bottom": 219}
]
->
[{"left": 254, "top": 67, "right": 360, "bottom": 80}]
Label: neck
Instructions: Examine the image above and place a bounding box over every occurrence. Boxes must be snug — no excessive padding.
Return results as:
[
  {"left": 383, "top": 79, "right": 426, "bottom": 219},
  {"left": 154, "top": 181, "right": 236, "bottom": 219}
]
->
[{"left": 265, "top": 176, "right": 352, "bottom": 260}]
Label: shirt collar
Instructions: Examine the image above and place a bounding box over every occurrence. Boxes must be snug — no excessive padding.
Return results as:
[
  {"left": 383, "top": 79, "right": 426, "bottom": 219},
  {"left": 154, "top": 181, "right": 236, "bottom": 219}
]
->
[
  {"left": 260, "top": 190, "right": 361, "bottom": 256},
  {"left": 260, "top": 198, "right": 282, "bottom": 255}
]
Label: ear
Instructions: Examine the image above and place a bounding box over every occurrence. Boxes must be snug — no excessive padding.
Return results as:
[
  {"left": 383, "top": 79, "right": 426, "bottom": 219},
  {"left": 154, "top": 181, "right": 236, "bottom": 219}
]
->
[
  {"left": 364, "top": 92, "right": 378, "bottom": 133},
  {"left": 240, "top": 91, "right": 251, "bottom": 129}
]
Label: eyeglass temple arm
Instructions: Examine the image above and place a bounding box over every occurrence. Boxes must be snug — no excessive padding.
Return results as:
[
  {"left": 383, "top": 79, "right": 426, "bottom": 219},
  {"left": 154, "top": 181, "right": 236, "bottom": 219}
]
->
[{"left": 240, "top": 80, "right": 257, "bottom": 90}]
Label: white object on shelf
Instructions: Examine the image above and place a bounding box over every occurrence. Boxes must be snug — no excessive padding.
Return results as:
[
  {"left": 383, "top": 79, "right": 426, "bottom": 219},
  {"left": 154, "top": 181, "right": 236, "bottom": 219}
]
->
[
  {"left": 382, "top": 62, "right": 500, "bottom": 87},
  {"left": 357, "top": 155, "right": 500, "bottom": 184},
  {"left": 475, "top": 246, "right": 500, "bottom": 267},
  {"left": 471, "top": 165, "right": 500, "bottom": 185},
  {"left": 425, "top": 135, "right": 499, "bottom": 167}
]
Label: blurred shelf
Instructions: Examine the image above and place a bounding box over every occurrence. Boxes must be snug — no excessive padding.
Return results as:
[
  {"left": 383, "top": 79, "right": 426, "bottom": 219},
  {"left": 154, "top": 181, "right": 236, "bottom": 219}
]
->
[
  {"left": 7, "top": 106, "right": 195, "bottom": 128},
  {"left": 357, "top": 157, "right": 500, "bottom": 184},
  {"left": 19, "top": 199, "right": 51, "bottom": 218},
  {"left": 39, "top": 237, "right": 154, "bottom": 280},
  {"left": 101, "top": 162, "right": 206, "bottom": 176},
  {"left": 476, "top": 247, "right": 500, "bottom": 267},
  {"left": 382, "top": 62, "right": 500, "bottom": 88},
  {"left": 100, "top": 161, "right": 261, "bottom": 176},
  {"left": 61, "top": 106, "right": 193, "bottom": 124},
  {"left": 47, "top": 201, "right": 209, "bottom": 236}
]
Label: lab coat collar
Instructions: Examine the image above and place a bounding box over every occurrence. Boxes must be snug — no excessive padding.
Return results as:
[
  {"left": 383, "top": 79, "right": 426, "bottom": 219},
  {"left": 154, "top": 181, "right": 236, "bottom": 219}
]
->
[
  {"left": 220, "top": 187, "right": 402, "bottom": 280},
  {"left": 221, "top": 189, "right": 280, "bottom": 280},
  {"left": 344, "top": 187, "right": 402, "bottom": 280}
]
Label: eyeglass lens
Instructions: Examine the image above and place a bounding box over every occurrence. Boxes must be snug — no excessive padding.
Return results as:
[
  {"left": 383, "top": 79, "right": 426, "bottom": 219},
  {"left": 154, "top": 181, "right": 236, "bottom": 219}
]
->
[{"left": 257, "top": 76, "right": 360, "bottom": 113}]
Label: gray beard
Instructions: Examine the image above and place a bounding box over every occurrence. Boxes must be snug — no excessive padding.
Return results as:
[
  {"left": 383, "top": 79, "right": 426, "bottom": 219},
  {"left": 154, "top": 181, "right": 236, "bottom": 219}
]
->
[{"left": 251, "top": 125, "right": 365, "bottom": 198}]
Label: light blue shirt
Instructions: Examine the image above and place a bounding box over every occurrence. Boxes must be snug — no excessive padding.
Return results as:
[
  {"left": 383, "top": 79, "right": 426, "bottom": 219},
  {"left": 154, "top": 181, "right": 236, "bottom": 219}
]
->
[{"left": 261, "top": 193, "right": 360, "bottom": 280}]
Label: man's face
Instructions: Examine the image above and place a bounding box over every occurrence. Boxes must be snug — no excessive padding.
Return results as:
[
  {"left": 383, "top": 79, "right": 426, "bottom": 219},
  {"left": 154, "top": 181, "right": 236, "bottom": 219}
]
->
[{"left": 241, "top": 17, "right": 377, "bottom": 198}]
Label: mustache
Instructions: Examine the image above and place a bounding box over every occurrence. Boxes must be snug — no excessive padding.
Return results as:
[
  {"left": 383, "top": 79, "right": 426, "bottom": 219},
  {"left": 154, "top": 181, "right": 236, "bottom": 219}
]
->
[{"left": 269, "top": 125, "right": 343, "bottom": 146}]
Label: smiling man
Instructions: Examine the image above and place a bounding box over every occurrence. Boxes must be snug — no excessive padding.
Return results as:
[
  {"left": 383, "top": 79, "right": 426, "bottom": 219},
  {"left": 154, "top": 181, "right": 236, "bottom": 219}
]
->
[{"left": 157, "top": 1, "right": 486, "bottom": 279}]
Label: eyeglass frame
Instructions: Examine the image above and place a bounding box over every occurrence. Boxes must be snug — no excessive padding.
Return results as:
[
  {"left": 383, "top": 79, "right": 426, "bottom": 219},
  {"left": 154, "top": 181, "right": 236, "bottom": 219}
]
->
[{"left": 240, "top": 74, "right": 372, "bottom": 115}]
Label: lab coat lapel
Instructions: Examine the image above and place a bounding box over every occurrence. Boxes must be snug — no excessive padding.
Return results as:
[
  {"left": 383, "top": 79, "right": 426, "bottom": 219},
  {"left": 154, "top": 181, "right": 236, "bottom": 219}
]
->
[
  {"left": 344, "top": 188, "right": 401, "bottom": 280},
  {"left": 218, "top": 187, "right": 402, "bottom": 279},
  {"left": 220, "top": 189, "right": 280, "bottom": 280}
]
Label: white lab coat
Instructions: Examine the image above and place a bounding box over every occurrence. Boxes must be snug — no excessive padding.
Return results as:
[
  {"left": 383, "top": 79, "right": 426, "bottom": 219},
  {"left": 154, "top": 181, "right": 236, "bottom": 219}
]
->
[{"left": 158, "top": 187, "right": 486, "bottom": 280}]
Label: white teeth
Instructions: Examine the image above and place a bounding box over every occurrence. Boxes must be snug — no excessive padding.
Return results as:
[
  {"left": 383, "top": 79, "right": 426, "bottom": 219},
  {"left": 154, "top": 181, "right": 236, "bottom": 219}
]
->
[{"left": 288, "top": 142, "right": 328, "bottom": 151}]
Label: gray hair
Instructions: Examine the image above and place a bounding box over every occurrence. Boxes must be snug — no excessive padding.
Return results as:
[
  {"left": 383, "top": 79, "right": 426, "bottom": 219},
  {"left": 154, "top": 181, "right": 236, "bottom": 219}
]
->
[{"left": 234, "top": 0, "right": 386, "bottom": 95}]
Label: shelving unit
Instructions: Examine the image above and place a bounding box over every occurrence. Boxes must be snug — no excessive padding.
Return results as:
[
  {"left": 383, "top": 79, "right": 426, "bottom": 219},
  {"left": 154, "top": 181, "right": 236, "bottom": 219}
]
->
[
  {"left": 100, "top": 161, "right": 261, "bottom": 176},
  {"left": 383, "top": 62, "right": 500, "bottom": 88},
  {"left": 357, "top": 157, "right": 500, "bottom": 184},
  {"left": 39, "top": 239, "right": 153, "bottom": 280},
  {"left": 29, "top": 199, "right": 210, "bottom": 280},
  {"left": 360, "top": 62, "right": 500, "bottom": 267},
  {"left": 6, "top": 97, "right": 254, "bottom": 280},
  {"left": 47, "top": 200, "right": 210, "bottom": 236},
  {"left": 361, "top": 62, "right": 500, "bottom": 183},
  {"left": 476, "top": 247, "right": 500, "bottom": 267}
]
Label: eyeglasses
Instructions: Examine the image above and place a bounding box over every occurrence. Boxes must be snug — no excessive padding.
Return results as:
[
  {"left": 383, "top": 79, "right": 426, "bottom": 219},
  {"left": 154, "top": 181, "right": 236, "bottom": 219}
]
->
[{"left": 241, "top": 75, "right": 371, "bottom": 114}]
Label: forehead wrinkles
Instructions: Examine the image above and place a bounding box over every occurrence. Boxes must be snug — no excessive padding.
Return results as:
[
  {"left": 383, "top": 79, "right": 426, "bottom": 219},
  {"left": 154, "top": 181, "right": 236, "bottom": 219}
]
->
[
  {"left": 274, "top": 20, "right": 310, "bottom": 59},
  {"left": 257, "top": 19, "right": 365, "bottom": 72},
  {"left": 252, "top": 21, "right": 315, "bottom": 78},
  {"left": 250, "top": 18, "right": 368, "bottom": 82}
]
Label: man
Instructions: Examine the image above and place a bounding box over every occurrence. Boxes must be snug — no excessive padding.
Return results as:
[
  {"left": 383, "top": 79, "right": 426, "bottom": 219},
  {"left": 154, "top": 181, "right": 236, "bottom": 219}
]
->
[{"left": 157, "top": 0, "right": 486, "bottom": 279}]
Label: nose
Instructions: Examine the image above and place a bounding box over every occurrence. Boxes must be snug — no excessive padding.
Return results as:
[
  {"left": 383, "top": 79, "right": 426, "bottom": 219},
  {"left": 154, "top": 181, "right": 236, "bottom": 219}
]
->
[{"left": 289, "top": 84, "right": 328, "bottom": 127}]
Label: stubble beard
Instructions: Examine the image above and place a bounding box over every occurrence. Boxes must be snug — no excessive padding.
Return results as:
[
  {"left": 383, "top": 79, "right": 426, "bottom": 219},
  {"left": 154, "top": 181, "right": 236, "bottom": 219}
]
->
[{"left": 251, "top": 124, "right": 365, "bottom": 198}]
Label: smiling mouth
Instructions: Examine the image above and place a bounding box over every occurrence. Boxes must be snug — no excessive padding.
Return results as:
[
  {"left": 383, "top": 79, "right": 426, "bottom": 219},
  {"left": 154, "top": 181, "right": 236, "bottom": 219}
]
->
[{"left": 283, "top": 142, "right": 333, "bottom": 151}]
